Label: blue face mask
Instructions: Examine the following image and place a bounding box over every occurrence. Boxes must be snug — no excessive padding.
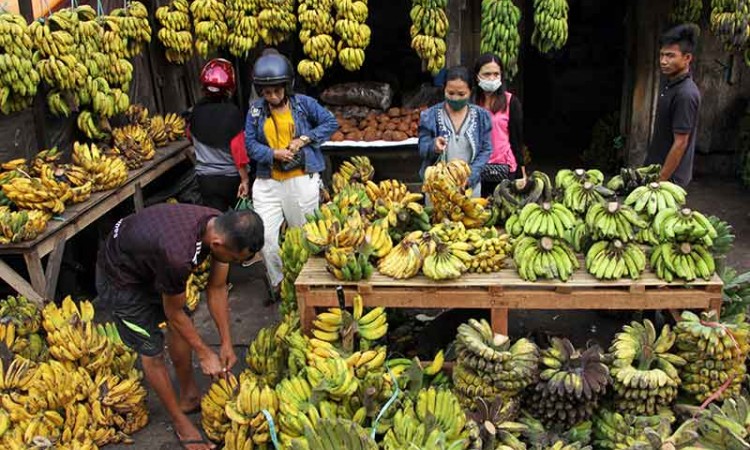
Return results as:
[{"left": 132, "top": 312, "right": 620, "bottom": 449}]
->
[{"left": 445, "top": 97, "right": 469, "bottom": 111}]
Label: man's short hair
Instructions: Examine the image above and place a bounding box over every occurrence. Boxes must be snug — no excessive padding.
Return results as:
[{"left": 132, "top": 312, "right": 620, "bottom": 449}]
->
[
  {"left": 213, "top": 209, "right": 264, "bottom": 253},
  {"left": 660, "top": 24, "right": 700, "bottom": 54}
]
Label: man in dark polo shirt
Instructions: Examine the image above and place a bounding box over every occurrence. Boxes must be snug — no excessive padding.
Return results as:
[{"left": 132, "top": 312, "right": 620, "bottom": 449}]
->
[
  {"left": 96, "top": 203, "right": 263, "bottom": 450},
  {"left": 645, "top": 24, "right": 702, "bottom": 187}
]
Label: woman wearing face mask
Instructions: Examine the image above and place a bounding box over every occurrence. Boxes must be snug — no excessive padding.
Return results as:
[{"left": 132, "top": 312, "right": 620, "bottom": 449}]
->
[
  {"left": 473, "top": 53, "right": 525, "bottom": 197},
  {"left": 418, "top": 66, "right": 492, "bottom": 196}
]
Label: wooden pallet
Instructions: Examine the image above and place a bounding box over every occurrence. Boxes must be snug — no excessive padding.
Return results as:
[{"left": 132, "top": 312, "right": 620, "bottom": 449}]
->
[{"left": 295, "top": 257, "right": 724, "bottom": 334}]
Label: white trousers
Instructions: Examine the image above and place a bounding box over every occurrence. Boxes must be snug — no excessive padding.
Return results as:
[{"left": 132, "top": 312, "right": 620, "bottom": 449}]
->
[{"left": 253, "top": 174, "right": 321, "bottom": 287}]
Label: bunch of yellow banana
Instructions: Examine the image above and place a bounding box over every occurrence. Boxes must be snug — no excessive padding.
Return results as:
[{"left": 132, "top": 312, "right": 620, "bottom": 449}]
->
[
  {"left": 155, "top": 0, "right": 194, "bottom": 64},
  {"left": 464, "top": 227, "right": 512, "bottom": 273},
  {"left": 513, "top": 235, "right": 580, "bottom": 281},
  {"left": 112, "top": 124, "right": 156, "bottom": 169},
  {"left": 675, "top": 310, "right": 749, "bottom": 403},
  {"left": 201, "top": 373, "right": 239, "bottom": 442},
  {"left": 96, "top": 321, "right": 138, "bottom": 377},
  {"left": 164, "top": 112, "right": 187, "bottom": 141},
  {"left": 531, "top": 0, "right": 569, "bottom": 53},
  {"left": 332, "top": 156, "right": 375, "bottom": 194},
  {"left": 69, "top": 181, "right": 93, "bottom": 204},
  {"left": 109, "top": 1, "right": 151, "bottom": 58},
  {"left": 585, "top": 239, "right": 646, "bottom": 280},
  {"left": 423, "top": 160, "right": 492, "bottom": 228},
  {"left": 711, "top": 0, "right": 750, "bottom": 53},
  {"left": 245, "top": 323, "right": 290, "bottom": 386},
  {"left": 76, "top": 110, "right": 110, "bottom": 140},
  {"left": 297, "top": 0, "right": 335, "bottom": 83},
  {"left": 223, "top": 377, "right": 278, "bottom": 447},
  {"left": 365, "top": 179, "right": 418, "bottom": 206},
  {"left": 125, "top": 103, "right": 150, "bottom": 126},
  {"left": 334, "top": 0, "right": 369, "bottom": 71},
  {"left": 481, "top": 0, "right": 521, "bottom": 79},
  {"left": 378, "top": 234, "right": 423, "bottom": 279},
  {"left": 410, "top": 0, "right": 448, "bottom": 74},
  {"left": 364, "top": 221, "right": 393, "bottom": 258},
  {"left": 422, "top": 241, "right": 473, "bottom": 280},
  {"left": 145, "top": 114, "right": 169, "bottom": 147},
  {"left": 276, "top": 375, "right": 321, "bottom": 441},
  {"left": 71, "top": 5, "right": 100, "bottom": 53},
  {"left": 225, "top": 0, "right": 260, "bottom": 58},
  {"left": 0, "top": 208, "right": 50, "bottom": 244},
  {"left": 325, "top": 246, "right": 374, "bottom": 281},
  {"left": 0, "top": 12, "right": 40, "bottom": 115},
  {"left": 303, "top": 216, "right": 336, "bottom": 250},
  {"left": 307, "top": 353, "right": 359, "bottom": 400},
  {"left": 1, "top": 176, "right": 66, "bottom": 214},
  {"left": 258, "top": 0, "right": 296, "bottom": 45},
  {"left": 610, "top": 319, "right": 684, "bottom": 416},
  {"left": 185, "top": 256, "right": 211, "bottom": 312},
  {"left": 346, "top": 346, "right": 387, "bottom": 378},
  {"left": 191, "top": 0, "right": 229, "bottom": 57}
]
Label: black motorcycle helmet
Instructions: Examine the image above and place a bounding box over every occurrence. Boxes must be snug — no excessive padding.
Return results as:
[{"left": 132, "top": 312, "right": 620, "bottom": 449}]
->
[{"left": 252, "top": 51, "right": 294, "bottom": 97}]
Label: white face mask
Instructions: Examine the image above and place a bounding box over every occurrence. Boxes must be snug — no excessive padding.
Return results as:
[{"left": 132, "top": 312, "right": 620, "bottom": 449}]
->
[{"left": 478, "top": 77, "right": 502, "bottom": 92}]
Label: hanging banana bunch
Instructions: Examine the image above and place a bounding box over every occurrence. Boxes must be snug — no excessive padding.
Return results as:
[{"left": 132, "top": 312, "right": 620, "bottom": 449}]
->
[
  {"left": 225, "top": 0, "right": 261, "bottom": 57},
  {"left": 481, "top": 0, "right": 521, "bottom": 80},
  {"left": 191, "top": 0, "right": 229, "bottom": 57},
  {"left": 29, "top": 10, "right": 88, "bottom": 94},
  {"left": 298, "top": 0, "right": 336, "bottom": 84},
  {"left": 531, "top": 0, "right": 569, "bottom": 53},
  {"left": 335, "top": 0, "right": 371, "bottom": 71},
  {"left": 409, "top": 0, "right": 448, "bottom": 75},
  {"left": 670, "top": 0, "right": 703, "bottom": 24},
  {"left": 711, "top": 0, "right": 750, "bottom": 54},
  {"left": 0, "top": 12, "right": 40, "bottom": 114},
  {"left": 156, "top": 0, "right": 194, "bottom": 64},
  {"left": 98, "top": 16, "right": 135, "bottom": 92},
  {"left": 110, "top": 1, "right": 152, "bottom": 58},
  {"left": 258, "top": 0, "right": 296, "bottom": 45}
]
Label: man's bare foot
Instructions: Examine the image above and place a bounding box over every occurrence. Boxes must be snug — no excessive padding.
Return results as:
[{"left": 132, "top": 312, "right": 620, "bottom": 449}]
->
[{"left": 173, "top": 418, "right": 215, "bottom": 450}]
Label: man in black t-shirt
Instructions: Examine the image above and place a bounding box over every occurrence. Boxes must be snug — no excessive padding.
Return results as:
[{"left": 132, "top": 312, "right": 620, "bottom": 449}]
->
[
  {"left": 645, "top": 24, "right": 702, "bottom": 187},
  {"left": 96, "top": 204, "right": 263, "bottom": 450}
]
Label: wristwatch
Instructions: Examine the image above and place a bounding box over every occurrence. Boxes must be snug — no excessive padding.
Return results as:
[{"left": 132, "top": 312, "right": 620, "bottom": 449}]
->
[{"left": 299, "top": 135, "right": 311, "bottom": 144}]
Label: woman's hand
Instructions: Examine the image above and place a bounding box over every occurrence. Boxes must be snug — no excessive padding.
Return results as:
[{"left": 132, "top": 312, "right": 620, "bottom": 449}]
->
[
  {"left": 434, "top": 136, "right": 447, "bottom": 154},
  {"left": 274, "top": 149, "right": 295, "bottom": 162},
  {"left": 287, "top": 138, "right": 306, "bottom": 153},
  {"left": 237, "top": 180, "right": 250, "bottom": 198}
]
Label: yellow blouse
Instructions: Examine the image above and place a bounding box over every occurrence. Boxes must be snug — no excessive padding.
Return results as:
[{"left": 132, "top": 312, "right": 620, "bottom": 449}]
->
[{"left": 264, "top": 108, "right": 304, "bottom": 181}]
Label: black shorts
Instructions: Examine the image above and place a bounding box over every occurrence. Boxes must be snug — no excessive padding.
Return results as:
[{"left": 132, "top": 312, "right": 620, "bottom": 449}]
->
[{"left": 95, "top": 265, "right": 167, "bottom": 357}]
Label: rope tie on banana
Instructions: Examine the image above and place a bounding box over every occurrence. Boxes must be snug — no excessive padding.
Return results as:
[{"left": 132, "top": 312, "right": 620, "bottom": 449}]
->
[{"left": 694, "top": 320, "right": 741, "bottom": 414}]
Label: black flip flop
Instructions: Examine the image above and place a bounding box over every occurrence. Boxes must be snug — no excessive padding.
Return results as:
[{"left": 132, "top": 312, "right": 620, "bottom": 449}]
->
[
  {"left": 175, "top": 431, "right": 215, "bottom": 450},
  {"left": 183, "top": 405, "right": 201, "bottom": 415}
]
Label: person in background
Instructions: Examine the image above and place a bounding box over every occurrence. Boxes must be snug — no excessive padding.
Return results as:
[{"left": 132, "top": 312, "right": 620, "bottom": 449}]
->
[
  {"left": 418, "top": 66, "right": 492, "bottom": 195},
  {"left": 96, "top": 205, "right": 264, "bottom": 450},
  {"left": 473, "top": 53, "right": 525, "bottom": 197},
  {"left": 245, "top": 50, "right": 338, "bottom": 301},
  {"left": 189, "top": 58, "right": 252, "bottom": 211},
  {"left": 645, "top": 24, "right": 702, "bottom": 187}
]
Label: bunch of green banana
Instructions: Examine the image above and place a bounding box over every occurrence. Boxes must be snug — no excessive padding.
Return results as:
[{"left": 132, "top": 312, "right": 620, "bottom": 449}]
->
[
  {"left": 563, "top": 182, "right": 615, "bottom": 215},
  {"left": 518, "top": 415, "right": 594, "bottom": 450},
  {"left": 525, "top": 338, "right": 609, "bottom": 427},
  {"left": 190, "top": 0, "right": 229, "bottom": 57},
  {"left": 652, "top": 207, "right": 718, "bottom": 245},
  {"left": 333, "top": 185, "right": 373, "bottom": 216},
  {"left": 110, "top": 1, "right": 152, "bottom": 58},
  {"left": 280, "top": 226, "right": 311, "bottom": 316},
  {"left": 635, "top": 225, "right": 660, "bottom": 246},
  {"left": 325, "top": 246, "right": 374, "bottom": 281},
  {"left": 245, "top": 322, "right": 292, "bottom": 386},
  {"left": 156, "top": 0, "right": 194, "bottom": 64},
  {"left": 605, "top": 164, "right": 662, "bottom": 195},
  {"left": 223, "top": 376, "right": 278, "bottom": 447},
  {"left": 306, "top": 353, "right": 359, "bottom": 400},
  {"left": 200, "top": 374, "right": 239, "bottom": 442},
  {"left": 96, "top": 320, "right": 138, "bottom": 377},
  {"left": 674, "top": 310, "right": 749, "bottom": 403},
  {"left": 0, "top": 12, "right": 40, "bottom": 114},
  {"left": 593, "top": 409, "right": 675, "bottom": 450},
  {"left": 224, "top": 0, "right": 260, "bottom": 58},
  {"left": 688, "top": 394, "right": 750, "bottom": 449},
  {"left": 585, "top": 201, "right": 647, "bottom": 242},
  {"left": 464, "top": 227, "right": 512, "bottom": 273},
  {"left": 0, "top": 209, "right": 50, "bottom": 244},
  {"left": 276, "top": 375, "right": 323, "bottom": 441},
  {"left": 29, "top": 19, "right": 88, "bottom": 96},
  {"left": 258, "top": 0, "right": 296, "bottom": 45},
  {"left": 556, "top": 169, "right": 605, "bottom": 190},
  {"left": 650, "top": 241, "right": 715, "bottom": 281},
  {"left": 493, "top": 172, "right": 554, "bottom": 221},
  {"left": 422, "top": 241, "right": 474, "bottom": 280},
  {"left": 710, "top": 0, "right": 750, "bottom": 53},
  {"left": 76, "top": 109, "right": 110, "bottom": 140},
  {"left": 453, "top": 319, "right": 539, "bottom": 406},
  {"left": 463, "top": 396, "right": 529, "bottom": 450},
  {"left": 0, "top": 295, "right": 41, "bottom": 336},
  {"left": 335, "top": 0, "right": 370, "bottom": 71},
  {"left": 375, "top": 199, "right": 431, "bottom": 243},
  {"left": 513, "top": 235, "right": 579, "bottom": 281},
  {"left": 378, "top": 232, "right": 424, "bottom": 279},
  {"left": 517, "top": 201, "right": 577, "bottom": 238},
  {"left": 290, "top": 418, "right": 377, "bottom": 450},
  {"left": 481, "top": 0, "right": 521, "bottom": 80},
  {"left": 298, "top": 0, "right": 336, "bottom": 83},
  {"left": 624, "top": 181, "right": 687, "bottom": 217},
  {"left": 707, "top": 214, "right": 735, "bottom": 257},
  {"left": 670, "top": 0, "right": 702, "bottom": 24},
  {"left": 532, "top": 0, "right": 569, "bottom": 53},
  {"left": 585, "top": 239, "right": 646, "bottom": 280},
  {"left": 409, "top": 0, "right": 448, "bottom": 74},
  {"left": 609, "top": 319, "right": 685, "bottom": 416},
  {"left": 334, "top": 156, "right": 375, "bottom": 194},
  {"left": 562, "top": 219, "right": 588, "bottom": 252},
  {"left": 424, "top": 160, "right": 493, "bottom": 228}
]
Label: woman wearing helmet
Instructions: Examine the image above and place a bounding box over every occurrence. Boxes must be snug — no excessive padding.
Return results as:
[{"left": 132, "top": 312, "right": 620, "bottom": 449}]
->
[
  {"left": 245, "top": 50, "right": 338, "bottom": 298},
  {"left": 189, "top": 58, "right": 252, "bottom": 211}
]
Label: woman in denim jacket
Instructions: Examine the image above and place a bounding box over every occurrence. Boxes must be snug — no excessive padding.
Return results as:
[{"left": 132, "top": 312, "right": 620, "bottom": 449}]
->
[
  {"left": 418, "top": 66, "right": 492, "bottom": 195},
  {"left": 245, "top": 51, "right": 338, "bottom": 297}
]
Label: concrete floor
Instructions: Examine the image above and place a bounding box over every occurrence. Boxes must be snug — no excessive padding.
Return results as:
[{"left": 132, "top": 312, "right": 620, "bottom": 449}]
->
[{"left": 109, "top": 178, "right": 749, "bottom": 450}]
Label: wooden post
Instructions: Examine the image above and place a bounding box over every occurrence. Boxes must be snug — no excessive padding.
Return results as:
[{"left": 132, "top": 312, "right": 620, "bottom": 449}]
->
[
  {"left": 133, "top": 182, "right": 145, "bottom": 212},
  {"left": 446, "top": 0, "right": 465, "bottom": 67},
  {"left": 0, "top": 259, "right": 44, "bottom": 306},
  {"left": 491, "top": 308, "right": 509, "bottom": 335},
  {"left": 23, "top": 252, "right": 46, "bottom": 296},
  {"left": 44, "top": 239, "right": 66, "bottom": 300}
]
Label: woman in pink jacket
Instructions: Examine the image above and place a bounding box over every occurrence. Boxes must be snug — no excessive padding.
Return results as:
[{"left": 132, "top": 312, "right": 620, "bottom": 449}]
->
[{"left": 473, "top": 53, "right": 526, "bottom": 198}]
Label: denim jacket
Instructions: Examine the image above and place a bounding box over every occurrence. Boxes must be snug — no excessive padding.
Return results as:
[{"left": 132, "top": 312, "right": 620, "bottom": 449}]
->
[
  {"left": 418, "top": 102, "right": 492, "bottom": 187},
  {"left": 245, "top": 94, "right": 338, "bottom": 178}
]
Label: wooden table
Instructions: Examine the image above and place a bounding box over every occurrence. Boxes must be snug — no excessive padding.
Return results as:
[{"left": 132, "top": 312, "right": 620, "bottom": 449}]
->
[
  {"left": 295, "top": 257, "right": 724, "bottom": 335},
  {"left": 0, "top": 140, "right": 192, "bottom": 306}
]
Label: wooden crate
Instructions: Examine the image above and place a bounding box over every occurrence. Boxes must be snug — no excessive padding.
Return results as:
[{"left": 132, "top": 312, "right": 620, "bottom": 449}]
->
[{"left": 295, "top": 257, "right": 724, "bottom": 334}]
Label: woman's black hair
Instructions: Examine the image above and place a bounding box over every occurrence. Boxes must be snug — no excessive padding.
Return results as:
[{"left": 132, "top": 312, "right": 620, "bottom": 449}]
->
[
  {"left": 473, "top": 52, "right": 508, "bottom": 114},
  {"left": 444, "top": 66, "right": 473, "bottom": 90}
]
